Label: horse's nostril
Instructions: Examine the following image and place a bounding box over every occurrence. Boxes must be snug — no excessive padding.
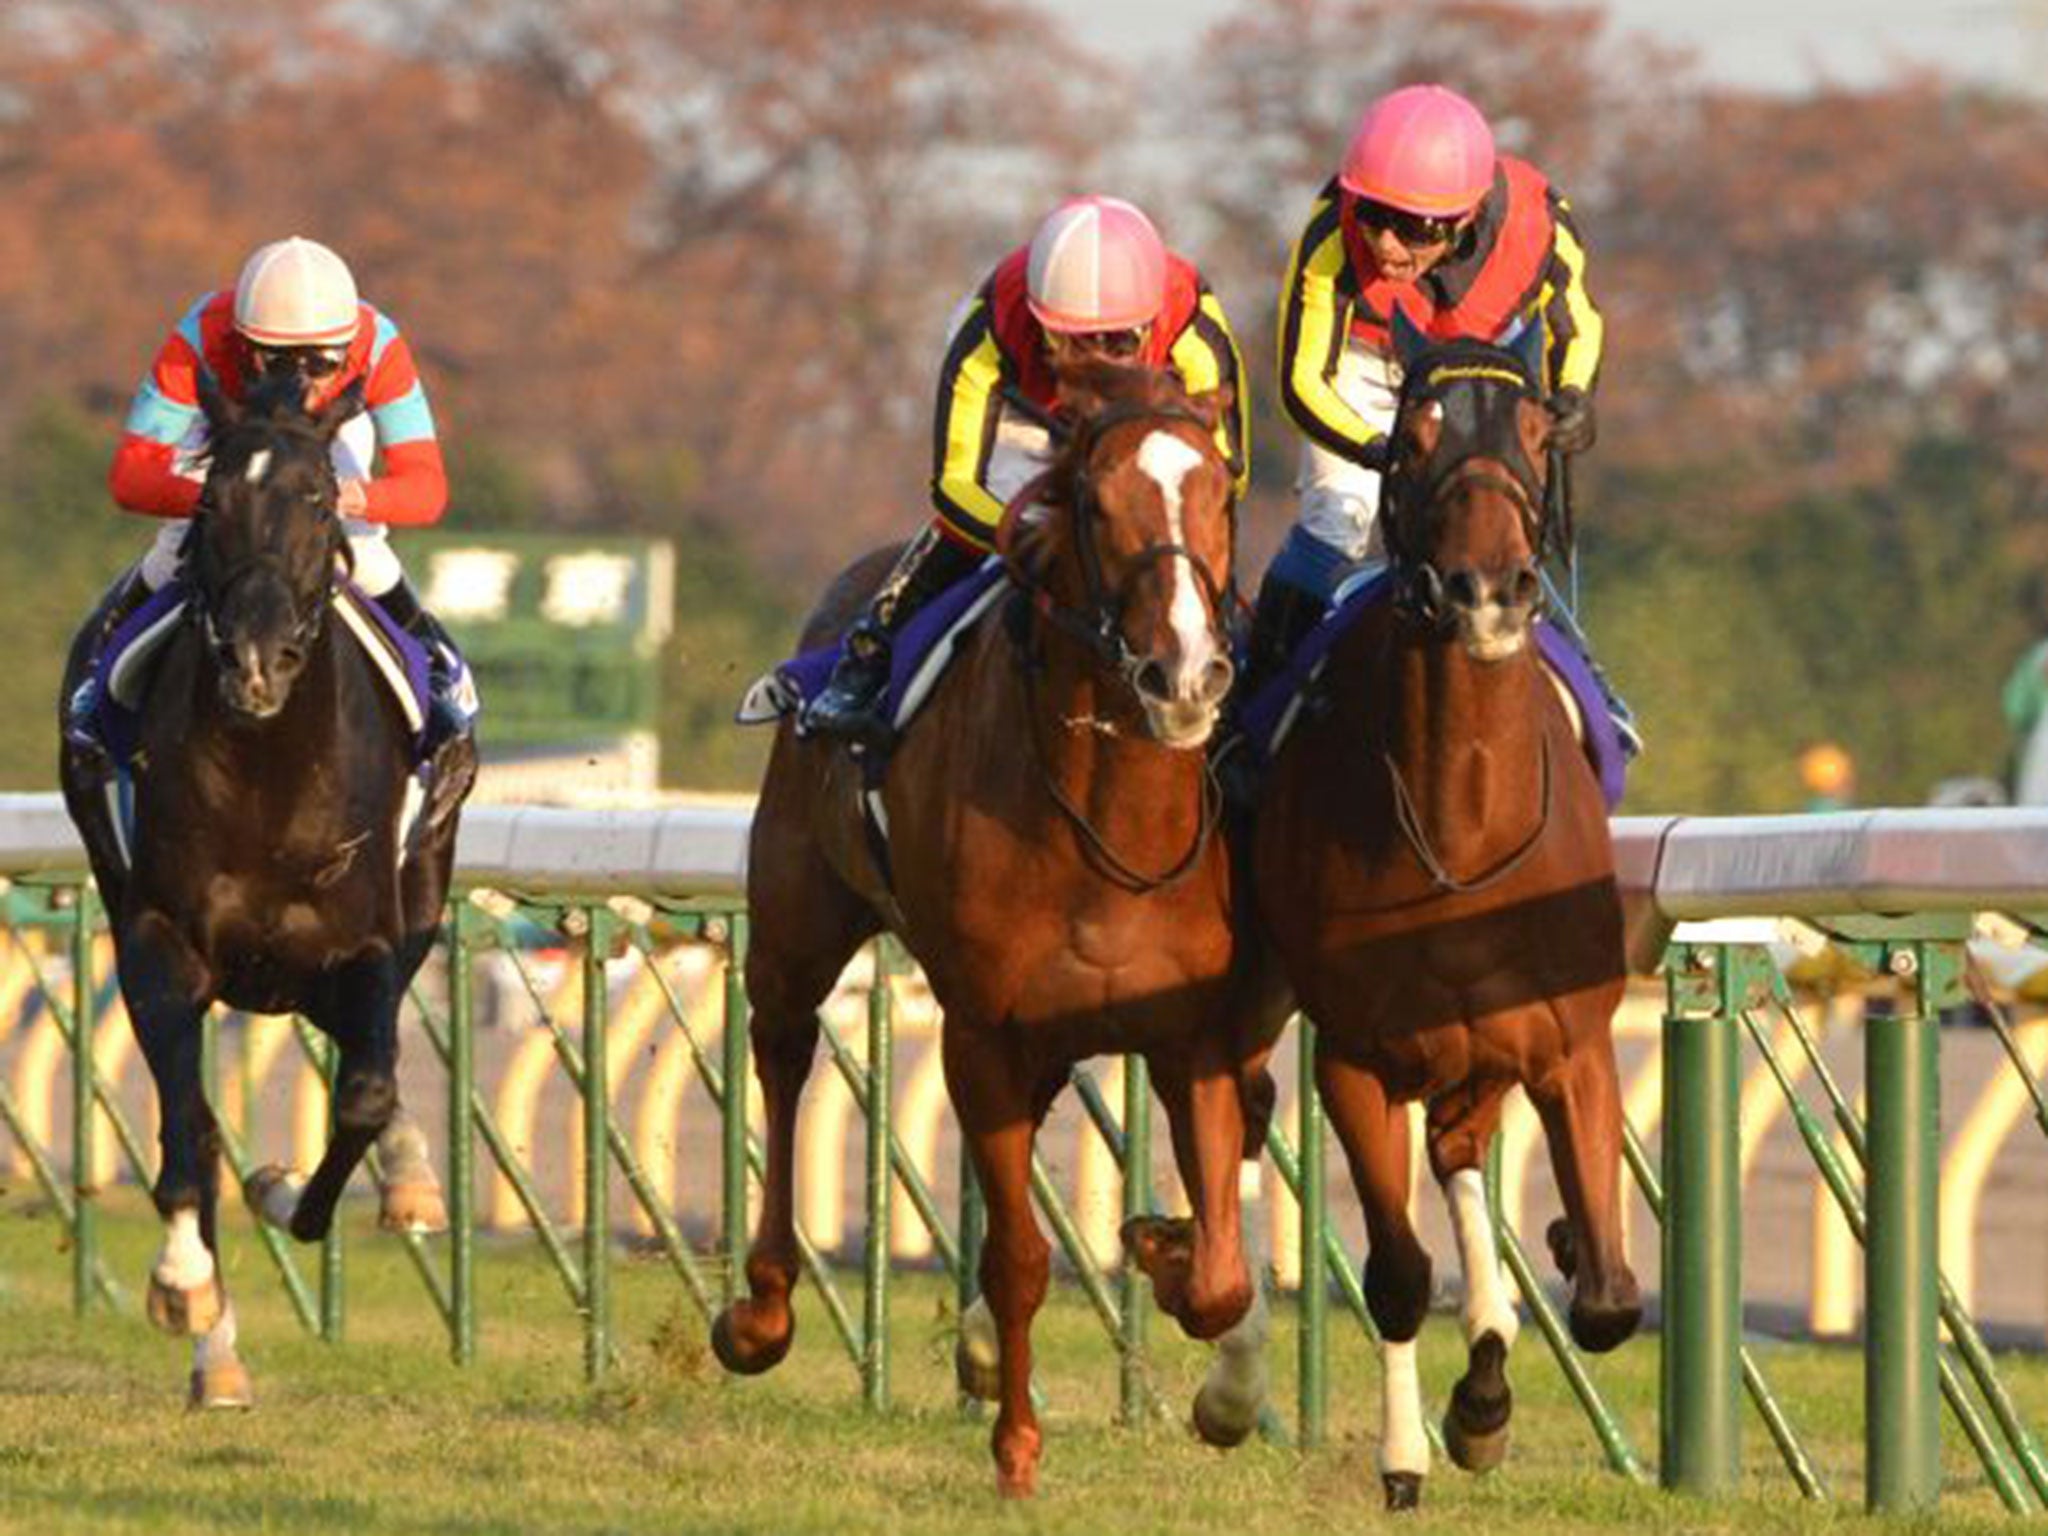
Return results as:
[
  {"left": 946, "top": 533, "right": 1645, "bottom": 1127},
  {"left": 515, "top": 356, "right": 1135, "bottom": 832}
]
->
[
  {"left": 1200, "top": 655, "right": 1234, "bottom": 704},
  {"left": 1444, "top": 570, "right": 1483, "bottom": 611},
  {"left": 1511, "top": 566, "right": 1541, "bottom": 608},
  {"left": 1135, "top": 660, "right": 1170, "bottom": 700}
]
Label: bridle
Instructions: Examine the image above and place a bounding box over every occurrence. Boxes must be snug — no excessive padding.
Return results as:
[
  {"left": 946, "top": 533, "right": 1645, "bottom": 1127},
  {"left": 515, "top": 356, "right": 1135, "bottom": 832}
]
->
[
  {"left": 996, "top": 394, "right": 1235, "bottom": 892},
  {"left": 1376, "top": 345, "right": 1558, "bottom": 892},
  {"left": 189, "top": 429, "right": 349, "bottom": 667}
]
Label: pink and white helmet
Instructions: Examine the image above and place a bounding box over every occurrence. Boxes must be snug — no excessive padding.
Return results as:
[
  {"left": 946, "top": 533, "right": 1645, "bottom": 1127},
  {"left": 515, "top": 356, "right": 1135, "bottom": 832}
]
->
[
  {"left": 1339, "top": 84, "right": 1496, "bottom": 217},
  {"left": 1025, "top": 196, "right": 1168, "bottom": 333},
  {"left": 233, "top": 237, "right": 360, "bottom": 347}
]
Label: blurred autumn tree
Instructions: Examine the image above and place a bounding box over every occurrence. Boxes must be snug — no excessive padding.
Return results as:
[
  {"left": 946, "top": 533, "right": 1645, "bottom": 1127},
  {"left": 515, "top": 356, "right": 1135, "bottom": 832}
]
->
[{"left": 0, "top": 0, "right": 2044, "bottom": 805}]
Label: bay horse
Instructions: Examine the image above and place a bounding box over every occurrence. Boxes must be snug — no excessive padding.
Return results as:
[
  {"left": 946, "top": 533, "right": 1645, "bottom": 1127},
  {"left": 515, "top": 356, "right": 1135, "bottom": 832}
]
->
[
  {"left": 716, "top": 362, "right": 1255, "bottom": 1495},
  {"left": 1251, "top": 324, "right": 1641, "bottom": 1509},
  {"left": 55, "top": 372, "right": 468, "bottom": 1407}
]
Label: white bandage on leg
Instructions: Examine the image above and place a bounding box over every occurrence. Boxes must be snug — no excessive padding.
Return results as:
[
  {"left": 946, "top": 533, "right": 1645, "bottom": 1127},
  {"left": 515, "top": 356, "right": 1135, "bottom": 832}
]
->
[
  {"left": 1445, "top": 1167, "right": 1520, "bottom": 1349},
  {"left": 1294, "top": 339, "right": 1401, "bottom": 562},
  {"left": 1378, "top": 1336, "right": 1430, "bottom": 1478},
  {"left": 153, "top": 1208, "right": 216, "bottom": 1290},
  {"left": 193, "top": 1300, "right": 240, "bottom": 1371}
]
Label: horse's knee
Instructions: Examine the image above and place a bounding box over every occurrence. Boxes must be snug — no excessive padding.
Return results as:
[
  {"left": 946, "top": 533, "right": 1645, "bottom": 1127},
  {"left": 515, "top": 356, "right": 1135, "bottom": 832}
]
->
[
  {"left": 1365, "top": 1241, "right": 1432, "bottom": 1343},
  {"left": 333, "top": 1070, "right": 397, "bottom": 1135}
]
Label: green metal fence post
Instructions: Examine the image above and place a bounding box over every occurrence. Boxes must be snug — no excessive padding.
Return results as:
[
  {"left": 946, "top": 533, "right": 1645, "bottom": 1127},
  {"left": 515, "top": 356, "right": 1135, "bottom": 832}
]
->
[
  {"left": 722, "top": 910, "right": 751, "bottom": 1303},
  {"left": 1866, "top": 941, "right": 1941, "bottom": 1513},
  {"left": 1661, "top": 942, "right": 1744, "bottom": 1494},
  {"left": 317, "top": 1032, "right": 344, "bottom": 1343},
  {"left": 70, "top": 883, "right": 97, "bottom": 1316},
  {"left": 862, "top": 938, "right": 893, "bottom": 1411},
  {"left": 582, "top": 906, "right": 612, "bottom": 1384},
  {"left": 1297, "top": 1017, "right": 1327, "bottom": 1448},
  {"left": 448, "top": 899, "right": 477, "bottom": 1366},
  {"left": 1120, "top": 1053, "right": 1152, "bottom": 1426}
]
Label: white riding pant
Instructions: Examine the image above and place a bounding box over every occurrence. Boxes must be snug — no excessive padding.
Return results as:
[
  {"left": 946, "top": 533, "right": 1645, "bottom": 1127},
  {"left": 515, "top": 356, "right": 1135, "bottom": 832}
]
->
[
  {"left": 1293, "top": 337, "right": 1402, "bottom": 564},
  {"left": 139, "top": 517, "right": 404, "bottom": 597}
]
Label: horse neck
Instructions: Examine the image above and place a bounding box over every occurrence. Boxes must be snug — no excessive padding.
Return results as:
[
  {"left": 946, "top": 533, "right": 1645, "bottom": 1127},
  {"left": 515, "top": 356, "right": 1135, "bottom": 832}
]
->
[{"left": 1381, "top": 628, "right": 1550, "bottom": 867}]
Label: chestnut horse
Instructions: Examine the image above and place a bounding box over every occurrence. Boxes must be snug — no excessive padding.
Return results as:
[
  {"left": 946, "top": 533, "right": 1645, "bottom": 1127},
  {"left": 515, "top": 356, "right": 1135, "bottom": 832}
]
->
[
  {"left": 716, "top": 363, "right": 1254, "bottom": 1495},
  {"left": 1252, "top": 327, "right": 1641, "bottom": 1509}
]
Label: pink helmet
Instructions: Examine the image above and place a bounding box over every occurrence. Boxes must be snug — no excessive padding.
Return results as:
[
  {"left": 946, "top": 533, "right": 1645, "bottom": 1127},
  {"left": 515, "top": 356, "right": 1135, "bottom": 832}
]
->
[
  {"left": 1339, "top": 84, "right": 1496, "bottom": 217},
  {"left": 234, "top": 237, "right": 360, "bottom": 347},
  {"left": 1025, "top": 196, "right": 1168, "bottom": 333}
]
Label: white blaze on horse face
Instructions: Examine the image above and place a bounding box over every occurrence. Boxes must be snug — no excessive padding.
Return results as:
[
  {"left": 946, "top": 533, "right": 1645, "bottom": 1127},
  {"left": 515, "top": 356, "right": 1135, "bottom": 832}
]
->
[
  {"left": 244, "top": 449, "right": 273, "bottom": 485},
  {"left": 1134, "top": 429, "right": 1217, "bottom": 686},
  {"left": 154, "top": 1207, "right": 216, "bottom": 1290}
]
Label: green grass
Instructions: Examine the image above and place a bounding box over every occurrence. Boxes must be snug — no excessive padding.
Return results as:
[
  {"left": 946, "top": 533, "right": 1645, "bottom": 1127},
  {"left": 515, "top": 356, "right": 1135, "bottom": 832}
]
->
[{"left": 1, "top": 1189, "right": 2044, "bottom": 1533}]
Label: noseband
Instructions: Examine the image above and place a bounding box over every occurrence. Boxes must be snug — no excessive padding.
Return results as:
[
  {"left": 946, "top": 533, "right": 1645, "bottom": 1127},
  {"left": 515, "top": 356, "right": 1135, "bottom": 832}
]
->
[{"left": 190, "top": 439, "right": 348, "bottom": 663}]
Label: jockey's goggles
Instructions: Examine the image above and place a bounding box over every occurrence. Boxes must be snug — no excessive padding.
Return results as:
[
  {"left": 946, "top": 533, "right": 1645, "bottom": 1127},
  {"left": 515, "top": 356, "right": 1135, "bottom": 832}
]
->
[
  {"left": 251, "top": 344, "right": 349, "bottom": 381},
  {"left": 1049, "top": 326, "right": 1150, "bottom": 362},
  {"left": 1354, "top": 196, "right": 1464, "bottom": 250}
]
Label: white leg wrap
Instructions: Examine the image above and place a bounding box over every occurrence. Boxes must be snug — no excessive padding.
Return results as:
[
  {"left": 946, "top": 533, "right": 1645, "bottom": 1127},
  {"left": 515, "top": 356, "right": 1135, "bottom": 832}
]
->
[
  {"left": 193, "top": 1300, "right": 240, "bottom": 1371},
  {"left": 1445, "top": 1167, "right": 1519, "bottom": 1349},
  {"left": 154, "top": 1209, "right": 216, "bottom": 1291},
  {"left": 1378, "top": 1336, "right": 1431, "bottom": 1478},
  {"left": 960, "top": 1294, "right": 999, "bottom": 1376}
]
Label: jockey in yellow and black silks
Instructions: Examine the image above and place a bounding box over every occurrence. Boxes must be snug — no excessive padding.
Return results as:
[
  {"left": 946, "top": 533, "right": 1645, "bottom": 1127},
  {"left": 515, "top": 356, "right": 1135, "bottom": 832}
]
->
[
  {"left": 801, "top": 195, "right": 1249, "bottom": 749},
  {"left": 1249, "top": 83, "right": 1635, "bottom": 754}
]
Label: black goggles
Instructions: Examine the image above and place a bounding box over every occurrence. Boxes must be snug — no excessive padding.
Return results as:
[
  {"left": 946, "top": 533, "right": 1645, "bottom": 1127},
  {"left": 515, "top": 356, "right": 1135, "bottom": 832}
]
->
[
  {"left": 1052, "top": 327, "right": 1149, "bottom": 361},
  {"left": 252, "top": 344, "right": 348, "bottom": 380},
  {"left": 1353, "top": 196, "right": 1464, "bottom": 250}
]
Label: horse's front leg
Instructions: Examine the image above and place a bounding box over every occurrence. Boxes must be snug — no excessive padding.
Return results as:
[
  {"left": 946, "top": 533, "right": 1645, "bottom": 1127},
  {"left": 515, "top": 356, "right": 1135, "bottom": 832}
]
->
[
  {"left": 248, "top": 950, "right": 402, "bottom": 1242},
  {"left": 121, "top": 914, "right": 228, "bottom": 1341},
  {"left": 946, "top": 1032, "right": 1051, "bottom": 1498},
  {"left": 1529, "top": 1027, "right": 1642, "bottom": 1354},
  {"left": 1319, "top": 1052, "right": 1432, "bottom": 1512},
  {"left": 1126, "top": 1051, "right": 1252, "bottom": 1343}
]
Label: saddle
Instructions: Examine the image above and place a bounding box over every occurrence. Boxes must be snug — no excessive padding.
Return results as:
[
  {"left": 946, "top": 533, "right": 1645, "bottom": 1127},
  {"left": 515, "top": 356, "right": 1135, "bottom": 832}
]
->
[{"left": 1235, "top": 571, "right": 1628, "bottom": 811}]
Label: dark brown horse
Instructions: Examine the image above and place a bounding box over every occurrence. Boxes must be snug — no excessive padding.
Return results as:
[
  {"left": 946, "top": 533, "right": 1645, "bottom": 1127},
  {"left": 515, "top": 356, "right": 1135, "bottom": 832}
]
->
[
  {"left": 1252, "top": 329, "right": 1640, "bottom": 1509},
  {"left": 55, "top": 374, "right": 464, "bottom": 1407},
  {"left": 716, "top": 363, "right": 1253, "bottom": 1495}
]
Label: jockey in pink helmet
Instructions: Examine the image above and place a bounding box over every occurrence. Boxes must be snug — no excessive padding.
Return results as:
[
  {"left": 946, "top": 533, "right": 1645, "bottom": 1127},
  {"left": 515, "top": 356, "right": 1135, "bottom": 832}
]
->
[
  {"left": 802, "top": 195, "right": 1249, "bottom": 750},
  {"left": 1248, "top": 83, "right": 1634, "bottom": 754},
  {"left": 71, "top": 237, "right": 477, "bottom": 778}
]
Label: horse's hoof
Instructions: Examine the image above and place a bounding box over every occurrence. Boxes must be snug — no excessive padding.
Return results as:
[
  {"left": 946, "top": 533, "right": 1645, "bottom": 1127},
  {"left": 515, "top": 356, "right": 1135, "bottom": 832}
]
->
[
  {"left": 146, "top": 1274, "right": 224, "bottom": 1337},
  {"left": 1191, "top": 1383, "right": 1257, "bottom": 1449},
  {"left": 378, "top": 1180, "right": 448, "bottom": 1236},
  {"left": 189, "top": 1360, "right": 254, "bottom": 1411},
  {"left": 710, "top": 1304, "right": 791, "bottom": 1376},
  {"left": 954, "top": 1335, "right": 999, "bottom": 1402},
  {"left": 243, "top": 1165, "right": 300, "bottom": 1230},
  {"left": 996, "top": 1465, "right": 1038, "bottom": 1500},
  {"left": 993, "top": 1426, "right": 1042, "bottom": 1499},
  {"left": 1382, "top": 1471, "right": 1423, "bottom": 1512},
  {"left": 1568, "top": 1293, "right": 1643, "bottom": 1355},
  {"left": 1120, "top": 1215, "right": 1195, "bottom": 1274},
  {"left": 1445, "top": 1329, "right": 1512, "bottom": 1472}
]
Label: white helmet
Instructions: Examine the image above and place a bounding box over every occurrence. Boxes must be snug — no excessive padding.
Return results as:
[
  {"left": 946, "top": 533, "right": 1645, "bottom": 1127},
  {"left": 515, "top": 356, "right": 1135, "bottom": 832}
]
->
[
  {"left": 1025, "top": 196, "right": 1168, "bottom": 333},
  {"left": 233, "top": 237, "right": 360, "bottom": 347}
]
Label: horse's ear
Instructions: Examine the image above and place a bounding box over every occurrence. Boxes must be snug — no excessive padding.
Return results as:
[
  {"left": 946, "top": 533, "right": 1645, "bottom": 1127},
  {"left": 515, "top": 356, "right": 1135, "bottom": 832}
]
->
[
  {"left": 1389, "top": 305, "right": 1429, "bottom": 370},
  {"left": 1505, "top": 319, "right": 1546, "bottom": 391},
  {"left": 311, "top": 381, "right": 365, "bottom": 441}
]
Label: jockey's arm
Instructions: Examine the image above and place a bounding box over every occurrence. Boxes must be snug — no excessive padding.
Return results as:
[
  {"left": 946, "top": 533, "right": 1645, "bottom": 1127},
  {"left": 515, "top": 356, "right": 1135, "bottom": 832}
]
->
[
  {"left": 1276, "top": 194, "right": 1385, "bottom": 464},
  {"left": 1538, "top": 195, "right": 1604, "bottom": 398},
  {"left": 355, "top": 330, "right": 447, "bottom": 526},
  {"left": 1166, "top": 284, "right": 1252, "bottom": 499},
  {"left": 108, "top": 330, "right": 207, "bottom": 517},
  {"left": 929, "top": 299, "right": 1010, "bottom": 551}
]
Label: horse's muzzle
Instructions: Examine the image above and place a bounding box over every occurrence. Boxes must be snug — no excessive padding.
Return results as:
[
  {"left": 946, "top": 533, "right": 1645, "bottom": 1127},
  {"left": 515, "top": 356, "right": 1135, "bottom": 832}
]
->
[
  {"left": 1443, "top": 562, "right": 1540, "bottom": 662},
  {"left": 1133, "top": 649, "right": 1233, "bottom": 748}
]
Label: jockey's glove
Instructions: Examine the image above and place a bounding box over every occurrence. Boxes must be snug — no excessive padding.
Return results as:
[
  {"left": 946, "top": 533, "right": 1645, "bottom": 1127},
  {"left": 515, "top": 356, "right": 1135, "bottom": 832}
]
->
[
  {"left": 1350, "top": 435, "right": 1392, "bottom": 473},
  {"left": 1546, "top": 386, "right": 1597, "bottom": 454}
]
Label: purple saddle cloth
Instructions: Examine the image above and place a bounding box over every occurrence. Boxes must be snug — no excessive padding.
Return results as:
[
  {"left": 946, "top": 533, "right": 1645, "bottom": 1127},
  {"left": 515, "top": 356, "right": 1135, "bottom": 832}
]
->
[
  {"left": 1236, "top": 572, "right": 1627, "bottom": 811},
  {"left": 773, "top": 562, "right": 1007, "bottom": 723}
]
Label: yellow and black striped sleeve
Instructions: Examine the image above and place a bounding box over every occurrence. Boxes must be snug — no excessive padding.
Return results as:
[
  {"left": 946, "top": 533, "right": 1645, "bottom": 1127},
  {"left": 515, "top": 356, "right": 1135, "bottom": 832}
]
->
[
  {"left": 1167, "top": 284, "right": 1252, "bottom": 499},
  {"left": 928, "top": 297, "right": 1011, "bottom": 548},
  {"left": 1275, "top": 192, "right": 1380, "bottom": 460},
  {"left": 1538, "top": 194, "right": 1603, "bottom": 396}
]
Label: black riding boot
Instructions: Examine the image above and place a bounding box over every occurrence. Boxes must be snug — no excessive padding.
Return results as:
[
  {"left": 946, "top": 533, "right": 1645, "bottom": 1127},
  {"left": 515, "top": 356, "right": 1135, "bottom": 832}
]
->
[
  {"left": 64, "top": 567, "right": 154, "bottom": 753},
  {"left": 1234, "top": 574, "right": 1327, "bottom": 710},
  {"left": 799, "top": 526, "right": 981, "bottom": 750}
]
